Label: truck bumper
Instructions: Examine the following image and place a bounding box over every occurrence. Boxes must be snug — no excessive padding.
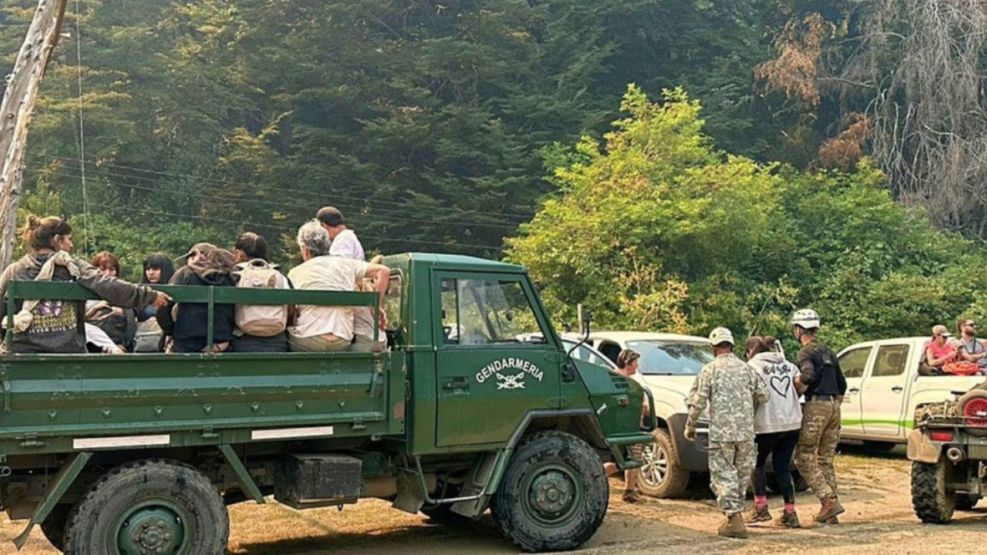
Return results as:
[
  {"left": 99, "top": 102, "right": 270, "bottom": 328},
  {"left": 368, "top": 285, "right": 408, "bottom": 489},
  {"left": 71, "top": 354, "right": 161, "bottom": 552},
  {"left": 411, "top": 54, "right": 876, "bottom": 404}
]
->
[
  {"left": 667, "top": 413, "right": 709, "bottom": 472},
  {"left": 609, "top": 431, "right": 657, "bottom": 471}
]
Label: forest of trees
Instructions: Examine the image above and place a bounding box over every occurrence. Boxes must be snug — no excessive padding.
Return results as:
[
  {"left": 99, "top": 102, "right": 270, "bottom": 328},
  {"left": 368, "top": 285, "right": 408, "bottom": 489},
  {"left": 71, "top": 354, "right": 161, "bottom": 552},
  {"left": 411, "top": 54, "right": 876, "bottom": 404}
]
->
[{"left": 4, "top": 0, "right": 987, "bottom": 343}]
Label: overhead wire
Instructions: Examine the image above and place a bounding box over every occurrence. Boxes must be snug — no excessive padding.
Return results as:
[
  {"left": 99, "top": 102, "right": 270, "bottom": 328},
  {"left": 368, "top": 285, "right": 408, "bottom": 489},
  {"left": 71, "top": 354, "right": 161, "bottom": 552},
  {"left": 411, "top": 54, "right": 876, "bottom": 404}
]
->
[
  {"left": 72, "top": 0, "right": 91, "bottom": 256},
  {"left": 42, "top": 154, "right": 536, "bottom": 222},
  {"left": 35, "top": 165, "right": 526, "bottom": 231}
]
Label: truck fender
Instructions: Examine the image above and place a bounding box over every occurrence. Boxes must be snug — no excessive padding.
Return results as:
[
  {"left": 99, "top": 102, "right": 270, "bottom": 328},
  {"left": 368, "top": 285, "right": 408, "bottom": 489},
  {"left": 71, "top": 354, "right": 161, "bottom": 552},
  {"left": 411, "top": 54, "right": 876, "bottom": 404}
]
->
[{"left": 906, "top": 428, "right": 942, "bottom": 464}]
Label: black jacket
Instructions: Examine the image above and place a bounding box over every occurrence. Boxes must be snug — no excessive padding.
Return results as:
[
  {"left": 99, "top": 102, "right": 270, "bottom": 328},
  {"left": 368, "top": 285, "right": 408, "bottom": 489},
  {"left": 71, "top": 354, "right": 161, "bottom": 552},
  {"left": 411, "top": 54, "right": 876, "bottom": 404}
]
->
[
  {"left": 157, "top": 266, "right": 235, "bottom": 347},
  {"left": 797, "top": 340, "right": 847, "bottom": 397}
]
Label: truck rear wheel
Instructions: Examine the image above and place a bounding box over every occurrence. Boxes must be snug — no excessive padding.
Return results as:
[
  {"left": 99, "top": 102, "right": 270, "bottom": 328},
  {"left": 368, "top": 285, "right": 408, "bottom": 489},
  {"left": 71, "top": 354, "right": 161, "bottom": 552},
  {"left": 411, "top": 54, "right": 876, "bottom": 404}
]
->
[
  {"left": 637, "top": 428, "right": 690, "bottom": 498},
  {"left": 492, "top": 431, "right": 607, "bottom": 552},
  {"left": 911, "top": 460, "right": 955, "bottom": 524},
  {"left": 64, "top": 459, "right": 228, "bottom": 555}
]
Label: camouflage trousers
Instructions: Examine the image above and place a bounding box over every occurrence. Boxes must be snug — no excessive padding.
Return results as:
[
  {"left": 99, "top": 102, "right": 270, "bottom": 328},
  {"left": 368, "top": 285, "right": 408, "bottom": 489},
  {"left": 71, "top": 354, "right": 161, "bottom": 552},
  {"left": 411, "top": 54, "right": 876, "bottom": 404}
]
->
[
  {"left": 708, "top": 439, "right": 756, "bottom": 516},
  {"left": 795, "top": 399, "right": 841, "bottom": 500}
]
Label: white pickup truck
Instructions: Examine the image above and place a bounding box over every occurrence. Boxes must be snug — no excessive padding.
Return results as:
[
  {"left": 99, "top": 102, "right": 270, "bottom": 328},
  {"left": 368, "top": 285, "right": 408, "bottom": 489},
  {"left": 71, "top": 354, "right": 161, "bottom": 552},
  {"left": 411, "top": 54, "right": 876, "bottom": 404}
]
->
[{"left": 838, "top": 337, "right": 984, "bottom": 449}]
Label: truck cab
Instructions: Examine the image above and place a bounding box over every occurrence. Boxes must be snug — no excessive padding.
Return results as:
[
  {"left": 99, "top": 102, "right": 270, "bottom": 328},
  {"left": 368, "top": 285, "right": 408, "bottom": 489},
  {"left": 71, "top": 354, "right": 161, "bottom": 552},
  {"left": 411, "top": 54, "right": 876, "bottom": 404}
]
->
[
  {"left": 838, "top": 337, "right": 983, "bottom": 448},
  {"left": 0, "top": 252, "right": 651, "bottom": 553}
]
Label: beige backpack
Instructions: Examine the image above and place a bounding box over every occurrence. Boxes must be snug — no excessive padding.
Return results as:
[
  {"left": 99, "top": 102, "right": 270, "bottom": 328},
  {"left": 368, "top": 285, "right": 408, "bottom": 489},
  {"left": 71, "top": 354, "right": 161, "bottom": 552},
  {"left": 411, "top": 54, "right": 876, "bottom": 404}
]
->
[{"left": 233, "top": 259, "right": 288, "bottom": 337}]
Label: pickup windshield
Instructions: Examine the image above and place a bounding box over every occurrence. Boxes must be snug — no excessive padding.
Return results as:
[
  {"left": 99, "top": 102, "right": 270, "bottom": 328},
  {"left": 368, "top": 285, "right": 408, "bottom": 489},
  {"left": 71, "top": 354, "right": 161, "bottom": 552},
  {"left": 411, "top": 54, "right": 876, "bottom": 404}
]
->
[{"left": 627, "top": 340, "right": 713, "bottom": 376}]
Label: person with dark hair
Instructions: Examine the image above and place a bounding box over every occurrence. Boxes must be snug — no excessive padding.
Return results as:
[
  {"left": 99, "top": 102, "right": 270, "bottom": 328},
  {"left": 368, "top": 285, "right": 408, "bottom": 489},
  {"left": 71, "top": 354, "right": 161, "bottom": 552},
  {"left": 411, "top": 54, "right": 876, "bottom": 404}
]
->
[
  {"left": 955, "top": 318, "right": 987, "bottom": 374},
  {"left": 230, "top": 232, "right": 289, "bottom": 352},
  {"left": 142, "top": 253, "right": 175, "bottom": 285},
  {"left": 85, "top": 251, "right": 139, "bottom": 351},
  {"left": 791, "top": 308, "right": 847, "bottom": 524},
  {"left": 0, "top": 215, "right": 168, "bottom": 353},
  {"left": 157, "top": 243, "right": 236, "bottom": 353},
  {"left": 745, "top": 335, "right": 803, "bottom": 528},
  {"left": 234, "top": 232, "right": 269, "bottom": 262},
  {"left": 316, "top": 206, "right": 365, "bottom": 260},
  {"left": 607, "top": 349, "right": 645, "bottom": 503}
]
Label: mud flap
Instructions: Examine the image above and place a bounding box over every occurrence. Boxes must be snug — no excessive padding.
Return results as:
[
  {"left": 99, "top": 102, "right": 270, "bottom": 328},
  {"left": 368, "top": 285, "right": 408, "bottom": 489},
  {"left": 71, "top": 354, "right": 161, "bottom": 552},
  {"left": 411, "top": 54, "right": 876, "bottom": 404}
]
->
[
  {"left": 13, "top": 451, "right": 91, "bottom": 550},
  {"left": 450, "top": 452, "right": 499, "bottom": 518},
  {"left": 393, "top": 466, "right": 425, "bottom": 514},
  {"left": 907, "top": 428, "right": 943, "bottom": 464}
]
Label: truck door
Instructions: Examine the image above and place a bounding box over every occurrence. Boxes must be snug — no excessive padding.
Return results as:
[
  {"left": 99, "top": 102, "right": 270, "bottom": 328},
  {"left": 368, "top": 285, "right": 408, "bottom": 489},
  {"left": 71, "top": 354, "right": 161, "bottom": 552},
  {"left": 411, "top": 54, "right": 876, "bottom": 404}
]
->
[
  {"left": 860, "top": 343, "right": 910, "bottom": 439},
  {"left": 433, "top": 274, "right": 561, "bottom": 447},
  {"left": 838, "top": 344, "right": 873, "bottom": 438}
]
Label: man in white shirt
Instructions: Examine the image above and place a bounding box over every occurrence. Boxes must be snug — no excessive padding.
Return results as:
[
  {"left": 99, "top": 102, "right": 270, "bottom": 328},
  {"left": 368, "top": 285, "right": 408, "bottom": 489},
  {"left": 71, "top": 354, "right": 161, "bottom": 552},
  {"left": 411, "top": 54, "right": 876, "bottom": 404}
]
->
[
  {"left": 317, "top": 206, "right": 365, "bottom": 260},
  {"left": 287, "top": 220, "right": 390, "bottom": 352},
  {"left": 316, "top": 206, "right": 384, "bottom": 351}
]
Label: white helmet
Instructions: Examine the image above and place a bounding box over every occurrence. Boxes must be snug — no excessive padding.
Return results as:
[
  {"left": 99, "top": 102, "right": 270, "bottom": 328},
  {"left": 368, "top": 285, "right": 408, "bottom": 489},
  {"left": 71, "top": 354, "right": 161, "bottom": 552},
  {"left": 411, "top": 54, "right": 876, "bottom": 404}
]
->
[{"left": 791, "top": 308, "right": 820, "bottom": 329}]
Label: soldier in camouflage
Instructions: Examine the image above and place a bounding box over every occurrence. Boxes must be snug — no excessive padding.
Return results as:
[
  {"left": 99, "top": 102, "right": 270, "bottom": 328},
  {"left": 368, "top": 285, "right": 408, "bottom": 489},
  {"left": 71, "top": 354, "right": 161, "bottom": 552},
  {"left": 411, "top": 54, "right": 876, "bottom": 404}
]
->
[
  {"left": 791, "top": 308, "right": 848, "bottom": 525},
  {"left": 685, "top": 327, "right": 769, "bottom": 539}
]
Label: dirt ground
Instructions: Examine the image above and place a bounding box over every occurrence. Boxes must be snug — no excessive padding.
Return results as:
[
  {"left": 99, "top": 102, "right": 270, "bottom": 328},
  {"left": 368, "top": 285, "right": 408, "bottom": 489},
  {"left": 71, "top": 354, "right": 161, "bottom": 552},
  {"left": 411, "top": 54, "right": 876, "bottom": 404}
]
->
[{"left": 4, "top": 445, "right": 987, "bottom": 554}]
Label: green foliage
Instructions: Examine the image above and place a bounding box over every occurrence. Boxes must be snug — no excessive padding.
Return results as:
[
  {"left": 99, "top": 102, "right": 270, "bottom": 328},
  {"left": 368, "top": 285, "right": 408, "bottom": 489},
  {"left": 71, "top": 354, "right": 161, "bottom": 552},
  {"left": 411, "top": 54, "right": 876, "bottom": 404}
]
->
[{"left": 508, "top": 88, "right": 987, "bottom": 350}]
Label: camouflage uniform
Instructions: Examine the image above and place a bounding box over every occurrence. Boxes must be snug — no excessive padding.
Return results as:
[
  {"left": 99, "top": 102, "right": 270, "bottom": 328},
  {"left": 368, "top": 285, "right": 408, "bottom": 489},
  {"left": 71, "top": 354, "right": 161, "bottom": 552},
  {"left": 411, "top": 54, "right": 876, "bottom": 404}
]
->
[
  {"left": 686, "top": 353, "right": 769, "bottom": 516},
  {"left": 794, "top": 340, "right": 846, "bottom": 501}
]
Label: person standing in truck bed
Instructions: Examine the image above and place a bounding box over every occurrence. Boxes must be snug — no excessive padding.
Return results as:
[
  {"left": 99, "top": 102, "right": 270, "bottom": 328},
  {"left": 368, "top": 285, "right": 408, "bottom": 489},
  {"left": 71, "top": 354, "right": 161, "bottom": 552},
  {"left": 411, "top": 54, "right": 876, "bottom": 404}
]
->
[
  {"left": 0, "top": 215, "right": 168, "bottom": 354},
  {"left": 791, "top": 308, "right": 847, "bottom": 525}
]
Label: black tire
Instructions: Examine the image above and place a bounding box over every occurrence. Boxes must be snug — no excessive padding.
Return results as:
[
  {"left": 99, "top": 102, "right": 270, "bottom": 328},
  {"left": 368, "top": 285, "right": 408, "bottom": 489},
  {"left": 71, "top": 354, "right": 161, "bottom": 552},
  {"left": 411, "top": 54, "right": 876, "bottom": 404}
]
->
[
  {"left": 956, "top": 493, "right": 981, "bottom": 511},
  {"left": 492, "top": 431, "right": 607, "bottom": 552},
  {"left": 911, "top": 460, "right": 955, "bottom": 524},
  {"left": 64, "top": 459, "right": 228, "bottom": 555},
  {"left": 41, "top": 503, "right": 71, "bottom": 552},
  {"left": 637, "top": 428, "right": 690, "bottom": 499},
  {"left": 864, "top": 441, "right": 897, "bottom": 453}
]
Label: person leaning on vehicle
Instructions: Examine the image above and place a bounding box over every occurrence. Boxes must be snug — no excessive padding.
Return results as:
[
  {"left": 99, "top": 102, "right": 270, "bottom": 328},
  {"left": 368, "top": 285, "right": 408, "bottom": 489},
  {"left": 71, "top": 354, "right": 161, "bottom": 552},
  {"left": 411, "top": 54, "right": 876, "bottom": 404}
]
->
[
  {"left": 791, "top": 308, "right": 847, "bottom": 525},
  {"left": 685, "top": 327, "right": 768, "bottom": 539}
]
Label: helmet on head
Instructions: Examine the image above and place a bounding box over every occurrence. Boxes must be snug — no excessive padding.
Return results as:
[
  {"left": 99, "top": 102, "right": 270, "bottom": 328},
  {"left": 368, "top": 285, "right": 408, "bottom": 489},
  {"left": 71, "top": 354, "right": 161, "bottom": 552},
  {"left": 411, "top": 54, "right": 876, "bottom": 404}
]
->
[
  {"left": 708, "top": 327, "right": 735, "bottom": 346},
  {"left": 791, "top": 308, "right": 820, "bottom": 330}
]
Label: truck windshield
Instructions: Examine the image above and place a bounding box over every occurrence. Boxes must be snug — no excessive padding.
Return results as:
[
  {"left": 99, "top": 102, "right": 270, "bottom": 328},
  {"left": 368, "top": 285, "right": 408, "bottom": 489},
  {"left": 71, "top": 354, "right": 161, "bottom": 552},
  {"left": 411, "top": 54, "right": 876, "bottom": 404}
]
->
[{"left": 627, "top": 340, "right": 713, "bottom": 376}]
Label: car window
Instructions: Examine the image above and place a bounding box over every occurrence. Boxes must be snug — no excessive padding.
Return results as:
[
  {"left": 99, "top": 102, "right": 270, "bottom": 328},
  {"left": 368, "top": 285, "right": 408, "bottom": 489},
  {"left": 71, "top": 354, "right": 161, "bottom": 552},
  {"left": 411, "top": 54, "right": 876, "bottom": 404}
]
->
[
  {"left": 838, "top": 347, "right": 870, "bottom": 379},
  {"left": 598, "top": 342, "right": 622, "bottom": 364},
  {"left": 563, "top": 340, "right": 616, "bottom": 369},
  {"left": 626, "top": 340, "right": 713, "bottom": 376},
  {"left": 440, "top": 278, "right": 542, "bottom": 345},
  {"left": 872, "top": 345, "right": 909, "bottom": 377}
]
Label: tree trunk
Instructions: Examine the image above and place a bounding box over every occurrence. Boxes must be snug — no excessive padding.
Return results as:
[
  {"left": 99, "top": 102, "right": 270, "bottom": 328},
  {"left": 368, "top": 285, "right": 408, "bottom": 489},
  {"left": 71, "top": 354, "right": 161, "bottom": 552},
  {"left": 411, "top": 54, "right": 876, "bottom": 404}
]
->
[{"left": 0, "top": 0, "right": 68, "bottom": 269}]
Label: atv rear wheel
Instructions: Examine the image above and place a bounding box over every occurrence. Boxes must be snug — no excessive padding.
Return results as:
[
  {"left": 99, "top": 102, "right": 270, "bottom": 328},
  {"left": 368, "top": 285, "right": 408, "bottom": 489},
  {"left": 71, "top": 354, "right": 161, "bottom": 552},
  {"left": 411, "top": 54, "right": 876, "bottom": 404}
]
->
[{"left": 911, "top": 459, "right": 955, "bottom": 524}]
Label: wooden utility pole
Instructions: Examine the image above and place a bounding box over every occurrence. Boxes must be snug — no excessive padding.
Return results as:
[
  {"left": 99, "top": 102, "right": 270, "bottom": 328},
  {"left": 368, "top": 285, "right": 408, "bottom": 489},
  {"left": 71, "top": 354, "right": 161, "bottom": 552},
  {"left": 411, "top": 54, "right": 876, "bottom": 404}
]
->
[{"left": 0, "top": 0, "right": 69, "bottom": 269}]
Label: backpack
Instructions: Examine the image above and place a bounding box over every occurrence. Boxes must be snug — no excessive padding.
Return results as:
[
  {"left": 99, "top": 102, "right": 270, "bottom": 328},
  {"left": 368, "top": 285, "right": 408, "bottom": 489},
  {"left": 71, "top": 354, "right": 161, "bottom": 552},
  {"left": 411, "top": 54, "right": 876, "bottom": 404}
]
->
[{"left": 233, "top": 259, "right": 288, "bottom": 337}]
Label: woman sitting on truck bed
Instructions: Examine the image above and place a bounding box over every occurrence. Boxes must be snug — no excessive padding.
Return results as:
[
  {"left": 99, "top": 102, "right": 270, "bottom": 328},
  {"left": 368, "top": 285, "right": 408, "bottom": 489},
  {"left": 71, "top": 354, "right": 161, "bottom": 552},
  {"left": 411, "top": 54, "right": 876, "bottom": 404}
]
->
[{"left": 0, "top": 215, "right": 169, "bottom": 354}]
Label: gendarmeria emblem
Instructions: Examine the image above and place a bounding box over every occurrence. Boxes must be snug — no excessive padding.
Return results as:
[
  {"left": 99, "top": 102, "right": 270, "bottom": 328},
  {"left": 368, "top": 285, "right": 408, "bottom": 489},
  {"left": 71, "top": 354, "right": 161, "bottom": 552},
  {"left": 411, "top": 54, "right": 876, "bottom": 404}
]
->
[{"left": 476, "top": 357, "right": 544, "bottom": 390}]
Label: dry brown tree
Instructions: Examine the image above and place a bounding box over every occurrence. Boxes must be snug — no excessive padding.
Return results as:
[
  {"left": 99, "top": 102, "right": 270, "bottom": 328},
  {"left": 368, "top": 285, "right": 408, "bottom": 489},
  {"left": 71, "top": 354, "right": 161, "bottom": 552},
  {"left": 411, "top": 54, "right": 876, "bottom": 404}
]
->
[{"left": 760, "top": 1, "right": 987, "bottom": 237}]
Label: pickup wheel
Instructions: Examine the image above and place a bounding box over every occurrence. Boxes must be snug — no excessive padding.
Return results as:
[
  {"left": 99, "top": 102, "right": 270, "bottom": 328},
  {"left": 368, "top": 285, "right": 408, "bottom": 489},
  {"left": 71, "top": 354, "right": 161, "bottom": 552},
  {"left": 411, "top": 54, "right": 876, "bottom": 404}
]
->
[
  {"left": 637, "top": 428, "right": 690, "bottom": 498},
  {"left": 492, "top": 431, "right": 607, "bottom": 552},
  {"left": 40, "top": 503, "right": 71, "bottom": 551},
  {"left": 64, "top": 459, "right": 228, "bottom": 555},
  {"left": 911, "top": 460, "right": 955, "bottom": 524}
]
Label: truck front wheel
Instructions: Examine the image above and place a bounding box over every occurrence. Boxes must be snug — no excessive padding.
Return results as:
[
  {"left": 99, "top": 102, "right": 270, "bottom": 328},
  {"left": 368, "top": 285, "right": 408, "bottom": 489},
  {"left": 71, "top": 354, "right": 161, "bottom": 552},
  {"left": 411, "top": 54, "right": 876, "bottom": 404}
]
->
[
  {"left": 911, "top": 459, "right": 956, "bottom": 524},
  {"left": 492, "top": 431, "right": 607, "bottom": 552},
  {"left": 64, "top": 459, "right": 229, "bottom": 554}
]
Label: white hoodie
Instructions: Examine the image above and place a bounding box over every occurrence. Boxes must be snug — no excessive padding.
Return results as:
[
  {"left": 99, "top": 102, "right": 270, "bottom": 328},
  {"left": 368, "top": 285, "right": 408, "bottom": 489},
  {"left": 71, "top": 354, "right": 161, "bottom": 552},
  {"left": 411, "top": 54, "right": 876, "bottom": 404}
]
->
[{"left": 749, "top": 351, "right": 803, "bottom": 434}]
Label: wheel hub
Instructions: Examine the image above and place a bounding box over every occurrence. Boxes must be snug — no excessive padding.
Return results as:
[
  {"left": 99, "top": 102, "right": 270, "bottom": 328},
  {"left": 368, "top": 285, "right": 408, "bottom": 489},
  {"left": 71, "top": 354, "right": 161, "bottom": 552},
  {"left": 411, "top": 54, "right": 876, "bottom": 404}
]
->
[
  {"left": 529, "top": 470, "right": 576, "bottom": 518},
  {"left": 117, "top": 506, "right": 184, "bottom": 555},
  {"left": 642, "top": 444, "right": 667, "bottom": 486}
]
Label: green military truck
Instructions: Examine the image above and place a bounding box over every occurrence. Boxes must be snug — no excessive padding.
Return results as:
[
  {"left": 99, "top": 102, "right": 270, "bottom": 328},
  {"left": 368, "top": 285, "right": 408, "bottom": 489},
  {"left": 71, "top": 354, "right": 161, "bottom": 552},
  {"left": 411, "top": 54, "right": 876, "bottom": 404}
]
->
[
  {"left": 0, "top": 253, "right": 653, "bottom": 554},
  {"left": 908, "top": 386, "right": 987, "bottom": 523}
]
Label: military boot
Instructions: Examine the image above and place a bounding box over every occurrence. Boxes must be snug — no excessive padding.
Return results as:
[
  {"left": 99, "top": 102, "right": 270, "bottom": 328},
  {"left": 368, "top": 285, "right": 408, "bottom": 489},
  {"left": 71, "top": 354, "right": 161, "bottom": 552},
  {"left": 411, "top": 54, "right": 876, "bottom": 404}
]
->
[
  {"left": 718, "top": 514, "right": 749, "bottom": 539},
  {"left": 747, "top": 505, "right": 772, "bottom": 523},
  {"left": 814, "top": 496, "right": 845, "bottom": 523},
  {"left": 778, "top": 510, "right": 801, "bottom": 529}
]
